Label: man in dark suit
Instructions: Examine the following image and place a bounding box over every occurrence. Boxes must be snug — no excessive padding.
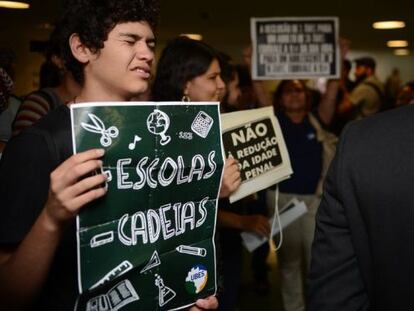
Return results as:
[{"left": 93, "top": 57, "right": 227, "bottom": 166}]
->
[{"left": 308, "top": 104, "right": 414, "bottom": 311}]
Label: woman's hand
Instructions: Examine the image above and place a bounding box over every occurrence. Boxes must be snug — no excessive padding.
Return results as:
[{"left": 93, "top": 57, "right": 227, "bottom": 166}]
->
[{"left": 219, "top": 157, "right": 241, "bottom": 198}]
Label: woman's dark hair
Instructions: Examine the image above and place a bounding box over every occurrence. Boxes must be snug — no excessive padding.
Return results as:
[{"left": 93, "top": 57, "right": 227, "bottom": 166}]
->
[
  {"left": 151, "top": 37, "right": 219, "bottom": 101},
  {"left": 58, "top": 0, "right": 159, "bottom": 85},
  {"left": 272, "top": 79, "right": 311, "bottom": 113}
]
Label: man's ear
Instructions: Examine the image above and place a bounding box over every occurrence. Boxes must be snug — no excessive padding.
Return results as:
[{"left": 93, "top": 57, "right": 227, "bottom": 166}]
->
[{"left": 69, "top": 33, "right": 92, "bottom": 64}]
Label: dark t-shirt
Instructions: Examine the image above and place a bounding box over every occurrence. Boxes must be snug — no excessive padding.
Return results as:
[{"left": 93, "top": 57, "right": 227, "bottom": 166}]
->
[
  {"left": 277, "top": 112, "right": 322, "bottom": 194},
  {"left": 0, "top": 105, "right": 78, "bottom": 310}
]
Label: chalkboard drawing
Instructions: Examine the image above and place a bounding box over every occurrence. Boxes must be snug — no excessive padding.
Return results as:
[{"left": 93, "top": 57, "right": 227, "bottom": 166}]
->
[
  {"left": 103, "top": 170, "right": 112, "bottom": 182},
  {"left": 155, "top": 274, "right": 176, "bottom": 307},
  {"left": 86, "top": 294, "right": 110, "bottom": 311},
  {"left": 140, "top": 250, "right": 161, "bottom": 273},
  {"left": 90, "top": 231, "right": 114, "bottom": 248},
  {"left": 176, "top": 245, "right": 207, "bottom": 257},
  {"left": 90, "top": 260, "right": 133, "bottom": 290},
  {"left": 128, "top": 134, "right": 142, "bottom": 150},
  {"left": 86, "top": 279, "right": 139, "bottom": 311},
  {"left": 191, "top": 111, "right": 214, "bottom": 138},
  {"left": 81, "top": 113, "right": 119, "bottom": 147},
  {"left": 146, "top": 109, "right": 171, "bottom": 146}
]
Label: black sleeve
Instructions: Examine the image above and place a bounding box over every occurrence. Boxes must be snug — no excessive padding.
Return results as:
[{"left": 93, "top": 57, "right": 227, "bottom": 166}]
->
[
  {"left": 307, "top": 125, "right": 370, "bottom": 311},
  {"left": 0, "top": 129, "right": 56, "bottom": 245}
]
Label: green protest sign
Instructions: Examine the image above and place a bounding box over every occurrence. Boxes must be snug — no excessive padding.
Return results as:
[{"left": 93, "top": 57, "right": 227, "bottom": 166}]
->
[{"left": 70, "top": 102, "right": 223, "bottom": 311}]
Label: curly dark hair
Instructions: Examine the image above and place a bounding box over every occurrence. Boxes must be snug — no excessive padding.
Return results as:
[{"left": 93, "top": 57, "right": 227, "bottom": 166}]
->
[
  {"left": 151, "top": 37, "right": 219, "bottom": 101},
  {"left": 57, "top": 0, "right": 160, "bottom": 85}
]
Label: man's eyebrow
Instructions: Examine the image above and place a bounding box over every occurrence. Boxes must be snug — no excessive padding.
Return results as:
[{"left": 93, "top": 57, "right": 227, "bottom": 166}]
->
[{"left": 118, "top": 33, "right": 156, "bottom": 42}]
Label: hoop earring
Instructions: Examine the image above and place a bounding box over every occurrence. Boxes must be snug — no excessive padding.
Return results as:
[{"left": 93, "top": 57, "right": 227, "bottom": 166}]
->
[{"left": 182, "top": 95, "right": 191, "bottom": 102}]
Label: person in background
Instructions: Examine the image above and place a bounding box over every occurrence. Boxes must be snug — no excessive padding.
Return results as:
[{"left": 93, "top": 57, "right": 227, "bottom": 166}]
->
[
  {"left": 395, "top": 81, "right": 414, "bottom": 107},
  {"left": 221, "top": 58, "right": 273, "bottom": 295},
  {"left": 152, "top": 36, "right": 241, "bottom": 198},
  {"left": 152, "top": 37, "right": 224, "bottom": 100},
  {"left": 268, "top": 78, "right": 338, "bottom": 311},
  {"left": 384, "top": 67, "right": 402, "bottom": 109},
  {"left": 0, "top": 67, "right": 20, "bottom": 156},
  {"left": 152, "top": 37, "right": 246, "bottom": 310},
  {"left": 11, "top": 23, "right": 81, "bottom": 137},
  {"left": 0, "top": 67, "right": 13, "bottom": 114},
  {"left": 338, "top": 56, "right": 384, "bottom": 119},
  {"left": 0, "top": 1, "right": 217, "bottom": 310},
  {"left": 218, "top": 57, "right": 271, "bottom": 310},
  {"left": 0, "top": 49, "right": 16, "bottom": 112}
]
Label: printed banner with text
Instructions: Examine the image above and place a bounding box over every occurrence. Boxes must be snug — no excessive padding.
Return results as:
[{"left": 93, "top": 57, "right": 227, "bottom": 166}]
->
[
  {"left": 221, "top": 107, "right": 292, "bottom": 203},
  {"left": 251, "top": 16, "right": 340, "bottom": 80},
  {"left": 70, "top": 102, "right": 224, "bottom": 311}
]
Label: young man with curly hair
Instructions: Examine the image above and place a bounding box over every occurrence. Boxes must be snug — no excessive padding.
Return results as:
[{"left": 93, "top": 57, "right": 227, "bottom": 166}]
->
[{"left": 0, "top": 1, "right": 218, "bottom": 310}]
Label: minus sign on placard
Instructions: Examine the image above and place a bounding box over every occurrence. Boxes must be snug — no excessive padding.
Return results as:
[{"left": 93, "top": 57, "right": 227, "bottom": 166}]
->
[{"left": 90, "top": 231, "right": 114, "bottom": 248}]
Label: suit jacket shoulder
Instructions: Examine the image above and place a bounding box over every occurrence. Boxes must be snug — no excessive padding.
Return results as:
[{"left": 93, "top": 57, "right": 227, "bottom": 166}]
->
[{"left": 308, "top": 105, "right": 414, "bottom": 311}]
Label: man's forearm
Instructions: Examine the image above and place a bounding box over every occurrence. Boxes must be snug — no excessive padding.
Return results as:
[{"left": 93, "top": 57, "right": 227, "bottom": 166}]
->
[{"left": 0, "top": 209, "right": 63, "bottom": 309}]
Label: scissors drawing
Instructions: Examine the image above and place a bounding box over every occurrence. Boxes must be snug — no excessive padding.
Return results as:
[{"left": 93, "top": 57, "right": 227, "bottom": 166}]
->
[{"left": 81, "top": 113, "right": 119, "bottom": 147}]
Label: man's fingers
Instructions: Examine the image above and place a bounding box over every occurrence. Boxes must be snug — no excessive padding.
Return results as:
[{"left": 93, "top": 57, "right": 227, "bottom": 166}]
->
[
  {"left": 65, "top": 172, "right": 107, "bottom": 198},
  {"left": 51, "top": 159, "right": 103, "bottom": 193},
  {"left": 67, "top": 187, "right": 107, "bottom": 212},
  {"left": 56, "top": 148, "right": 105, "bottom": 175}
]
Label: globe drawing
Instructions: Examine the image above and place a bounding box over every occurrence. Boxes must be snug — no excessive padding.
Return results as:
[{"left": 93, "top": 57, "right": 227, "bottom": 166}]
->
[{"left": 147, "top": 109, "right": 171, "bottom": 145}]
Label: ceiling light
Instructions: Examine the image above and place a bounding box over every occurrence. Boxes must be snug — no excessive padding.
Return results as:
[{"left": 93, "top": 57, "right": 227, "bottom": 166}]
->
[
  {"left": 0, "top": 1, "right": 30, "bottom": 9},
  {"left": 372, "top": 21, "right": 405, "bottom": 29},
  {"left": 394, "top": 49, "right": 410, "bottom": 56},
  {"left": 387, "top": 40, "right": 409, "bottom": 48},
  {"left": 180, "top": 34, "right": 203, "bottom": 41}
]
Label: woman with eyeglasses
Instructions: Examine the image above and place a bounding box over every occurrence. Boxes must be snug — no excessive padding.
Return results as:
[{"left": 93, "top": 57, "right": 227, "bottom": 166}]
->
[{"left": 268, "top": 79, "right": 338, "bottom": 311}]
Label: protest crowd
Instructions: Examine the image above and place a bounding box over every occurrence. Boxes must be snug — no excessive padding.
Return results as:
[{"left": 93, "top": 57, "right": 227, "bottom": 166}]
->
[{"left": 1, "top": 0, "right": 414, "bottom": 311}]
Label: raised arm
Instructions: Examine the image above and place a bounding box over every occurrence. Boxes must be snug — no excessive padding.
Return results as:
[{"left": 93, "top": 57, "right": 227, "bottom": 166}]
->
[
  {"left": 318, "top": 37, "right": 351, "bottom": 125},
  {"left": 242, "top": 46, "right": 272, "bottom": 107},
  {"left": 317, "top": 79, "right": 340, "bottom": 126}
]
